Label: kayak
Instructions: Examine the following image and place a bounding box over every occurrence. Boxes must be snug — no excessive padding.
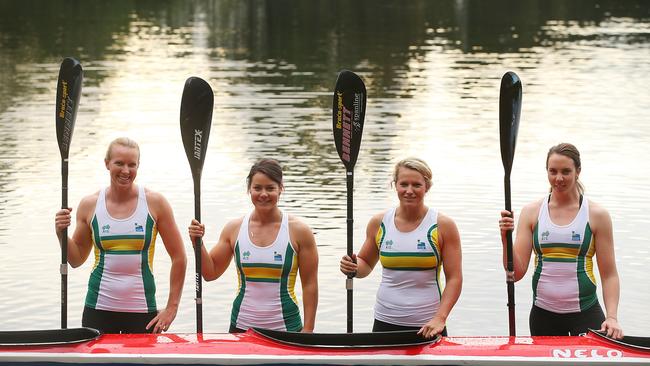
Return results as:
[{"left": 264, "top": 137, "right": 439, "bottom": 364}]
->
[{"left": 1, "top": 328, "right": 649, "bottom": 365}]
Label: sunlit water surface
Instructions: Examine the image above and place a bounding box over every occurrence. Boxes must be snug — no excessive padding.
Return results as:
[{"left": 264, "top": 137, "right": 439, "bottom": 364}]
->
[{"left": 0, "top": 0, "right": 648, "bottom": 335}]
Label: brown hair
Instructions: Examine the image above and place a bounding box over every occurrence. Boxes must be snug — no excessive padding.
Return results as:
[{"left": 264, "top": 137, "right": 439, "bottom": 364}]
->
[
  {"left": 246, "top": 158, "right": 284, "bottom": 191},
  {"left": 392, "top": 157, "right": 433, "bottom": 190},
  {"left": 105, "top": 137, "right": 140, "bottom": 163},
  {"left": 546, "top": 142, "right": 584, "bottom": 194}
]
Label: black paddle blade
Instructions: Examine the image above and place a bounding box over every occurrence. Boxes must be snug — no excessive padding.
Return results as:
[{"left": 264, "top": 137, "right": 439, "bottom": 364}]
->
[
  {"left": 499, "top": 71, "right": 522, "bottom": 175},
  {"left": 332, "top": 70, "right": 366, "bottom": 170},
  {"left": 55, "top": 57, "right": 83, "bottom": 159},
  {"left": 180, "top": 77, "right": 213, "bottom": 179}
]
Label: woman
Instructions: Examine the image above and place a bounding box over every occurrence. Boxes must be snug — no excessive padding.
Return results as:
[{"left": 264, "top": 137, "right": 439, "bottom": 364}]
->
[
  {"left": 499, "top": 143, "right": 623, "bottom": 339},
  {"left": 189, "top": 158, "right": 318, "bottom": 333},
  {"left": 340, "top": 157, "right": 462, "bottom": 339},
  {"left": 54, "top": 137, "right": 187, "bottom": 334}
]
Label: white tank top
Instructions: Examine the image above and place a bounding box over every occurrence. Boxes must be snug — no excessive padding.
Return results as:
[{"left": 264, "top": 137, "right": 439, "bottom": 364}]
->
[
  {"left": 86, "top": 185, "right": 158, "bottom": 313},
  {"left": 532, "top": 195, "right": 598, "bottom": 313},
  {"left": 374, "top": 207, "right": 442, "bottom": 327},
  {"left": 230, "top": 211, "right": 302, "bottom": 331}
]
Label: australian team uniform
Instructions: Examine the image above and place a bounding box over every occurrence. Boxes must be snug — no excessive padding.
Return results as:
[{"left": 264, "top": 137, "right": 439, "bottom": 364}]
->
[
  {"left": 373, "top": 207, "right": 447, "bottom": 335},
  {"left": 230, "top": 211, "right": 302, "bottom": 332},
  {"left": 82, "top": 185, "right": 159, "bottom": 333},
  {"left": 529, "top": 195, "right": 605, "bottom": 335}
]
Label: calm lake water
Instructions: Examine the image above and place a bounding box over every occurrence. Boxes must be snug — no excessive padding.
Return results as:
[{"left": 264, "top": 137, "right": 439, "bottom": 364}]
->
[{"left": 1, "top": 0, "right": 649, "bottom": 335}]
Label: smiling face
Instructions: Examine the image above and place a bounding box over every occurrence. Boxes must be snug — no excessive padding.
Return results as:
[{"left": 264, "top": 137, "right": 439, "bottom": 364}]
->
[
  {"left": 105, "top": 144, "right": 140, "bottom": 188},
  {"left": 395, "top": 167, "right": 429, "bottom": 207},
  {"left": 249, "top": 172, "right": 282, "bottom": 211},
  {"left": 546, "top": 152, "right": 580, "bottom": 194}
]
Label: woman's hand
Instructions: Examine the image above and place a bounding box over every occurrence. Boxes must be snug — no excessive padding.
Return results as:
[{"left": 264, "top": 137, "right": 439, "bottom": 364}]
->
[
  {"left": 418, "top": 315, "right": 446, "bottom": 339},
  {"left": 499, "top": 210, "right": 514, "bottom": 233},
  {"left": 146, "top": 305, "right": 178, "bottom": 334},
  {"left": 55, "top": 208, "right": 72, "bottom": 234},
  {"left": 339, "top": 254, "right": 358, "bottom": 277},
  {"left": 600, "top": 317, "right": 623, "bottom": 340},
  {"left": 188, "top": 219, "right": 205, "bottom": 246}
]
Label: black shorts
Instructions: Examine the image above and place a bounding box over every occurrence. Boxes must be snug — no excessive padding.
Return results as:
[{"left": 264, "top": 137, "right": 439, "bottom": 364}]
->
[
  {"left": 373, "top": 319, "right": 448, "bottom": 336},
  {"left": 82, "top": 306, "right": 157, "bottom": 334},
  {"left": 529, "top": 302, "right": 605, "bottom": 336}
]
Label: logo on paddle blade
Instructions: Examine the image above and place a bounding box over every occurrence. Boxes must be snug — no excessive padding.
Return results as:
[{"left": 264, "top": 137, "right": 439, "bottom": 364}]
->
[
  {"left": 335, "top": 92, "right": 353, "bottom": 163},
  {"left": 193, "top": 129, "right": 203, "bottom": 159},
  {"left": 57, "top": 80, "right": 74, "bottom": 151}
]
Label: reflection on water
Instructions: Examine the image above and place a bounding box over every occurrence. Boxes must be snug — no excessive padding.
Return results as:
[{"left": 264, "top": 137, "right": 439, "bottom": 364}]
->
[{"left": 0, "top": 0, "right": 649, "bottom": 335}]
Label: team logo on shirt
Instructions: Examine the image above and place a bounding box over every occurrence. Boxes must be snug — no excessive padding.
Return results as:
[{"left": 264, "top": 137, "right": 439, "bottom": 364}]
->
[
  {"left": 102, "top": 224, "right": 110, "bottom": 233},
  {"left": 134, "top": 223, "right": 144, "bottom": 232},
  {"left": 541, "top": 230, "right": 550, "bottom": 241},
  {"left": 384, "top": 240, "right": 393, "bottom": 249},
  {"left": 274, "top": 252, "right": 283, "bottom": 262},
  {"left": 242, "top": 251, "right": 251, "bottom": 260},
  {"left": 572, "top": 231, "right": 581, "bottom": 241},
  {"left": 416, "top": 239, "right": 426, "bottom": 250}
]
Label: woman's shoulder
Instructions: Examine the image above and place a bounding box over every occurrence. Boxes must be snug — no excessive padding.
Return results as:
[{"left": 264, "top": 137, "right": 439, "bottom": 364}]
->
[
  {"left": 287, "top": 214, "right": 313, "bottom": 233},
  {"left": 520, "top": 197, "right": 545, "bottom": 217},
  {"left": 587, "top": 198, "right": 612, "bottom": 225}
]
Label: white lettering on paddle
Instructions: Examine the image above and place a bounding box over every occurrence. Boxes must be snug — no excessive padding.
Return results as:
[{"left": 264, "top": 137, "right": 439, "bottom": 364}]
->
[
  {"left": 193, "top": 129, "right": 203, "bottom": 159},
  {"left": 353, "top": 92, "right": 362, "bottom": 129},
  {"left": 552, "top": 349, "right": 623, "bottom": 358}
]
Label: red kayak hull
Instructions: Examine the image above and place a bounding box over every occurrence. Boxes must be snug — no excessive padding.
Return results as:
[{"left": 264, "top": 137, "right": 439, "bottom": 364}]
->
[{"left": 1, "top": 330, "right": 649, "bottom": 365}]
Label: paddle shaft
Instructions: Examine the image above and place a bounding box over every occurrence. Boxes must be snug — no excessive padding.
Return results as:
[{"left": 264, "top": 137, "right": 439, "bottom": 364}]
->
[
  {"left": 60, "top": 159, "right": 69, "bottom": 329},
  {"left": 504, "top": 174, "right": 515, "bottom": 336},
  {"left": 346, "top": 170, "right": 354, "bottom": 333},
  {"left": 193, "top": 178, "right": 203, "bottom": 333}
]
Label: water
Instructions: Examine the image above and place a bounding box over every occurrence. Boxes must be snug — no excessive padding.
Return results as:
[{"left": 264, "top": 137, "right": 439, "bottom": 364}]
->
[{"left": 0, "top": 0, "right": 649, "bottom": 335}]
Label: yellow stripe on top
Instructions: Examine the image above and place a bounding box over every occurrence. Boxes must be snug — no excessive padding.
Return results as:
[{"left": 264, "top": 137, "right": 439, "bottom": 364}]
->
[
  {"left": 287, "top": 254, "right": 299, "bottom": 304},
  {"left": 99, "top": 236, "right": 145, "bottom": 252},
  {"left": 380, "top": 253, "right": 437, "bottom": 270},
  {"left": 539, "top": 244, "right": 581, "bottom": 260},
  {"left": 241, "top": 264, "right": 284, "bottom": 281}
]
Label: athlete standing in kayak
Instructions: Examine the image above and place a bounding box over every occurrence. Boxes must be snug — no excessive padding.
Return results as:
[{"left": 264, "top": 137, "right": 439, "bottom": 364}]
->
[
  {"left": 54, "top": 137, "right": 187, "bottom": 334},
  {"left": 498, "top": 143, "right": 623, "bottom": 339},
  {"left": 339, "top": 157, "right": 463, "bottom": 339},
  {"left": 188, "top": 158, "right": 319, "bottom": 333}
]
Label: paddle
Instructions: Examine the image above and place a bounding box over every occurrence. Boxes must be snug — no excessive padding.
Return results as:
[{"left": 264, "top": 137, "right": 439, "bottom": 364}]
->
[
  {"left": 180, "top": 76, "right": 213, "bottom": 334},
  {"left": 55, "top": 57, "right": 83, "bottom": 329},
  {"left": 332, "top": 70, "right": 366, "bottom": 333},
  {"left": 0, "top": 327, "right": 100, "bottom": 346},
  {"left": 499, "top": 71, "right": 522, "bottom": 337}
]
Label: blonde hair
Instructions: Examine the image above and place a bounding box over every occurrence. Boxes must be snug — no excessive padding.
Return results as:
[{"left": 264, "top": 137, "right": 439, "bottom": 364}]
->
[
  {"left": 105, "top": 137, "right": 140, "bottom": 162},
  {"left": 392, "top": 157, "right": 433, "bottom": 190}
]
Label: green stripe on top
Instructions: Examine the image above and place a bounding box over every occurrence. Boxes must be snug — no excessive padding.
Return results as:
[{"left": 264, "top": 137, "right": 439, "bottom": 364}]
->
[
  {"left": 578, "top": 223, "right": 597, "bottom": 310},
  {"left": 540, "top": 242, "right": 581, "bottom": 249},
  {"left": 377, "top": 222, "right": 386, "bottom": 248},
  {"left": 280, "top": 243, "right": 301, "bottom": 332},
  {"left": 241, "top": 263, "right": 284, "bottom": 269},
  {"left": 231, "top": 241, "right": 246, "bottom": 327},
  {"left": 142, "top": 214, "right": 156, "bottom": 312},
  {"left": 380, "top": 251, "right": 435, "bottom": 257},
  {"left": 426, "top": 224, "right": 438, "bottom": 251},
  {"left": 105, "top": 250, "right": 142, "bottom": 255},
  {"left": 86, "top": 216, "right": 105, "bottom": 308},
  {"left": 543, "top": 257, "right": 578, "bottom": 263},
  {"left": 247, "top": 278, "right": 281, "bottom": 283},
  {"left": 531, "top": 222, "right": 542, "bottom": 304},
  {"left": 99, "top": 234, "right": 145, "bottom": 240},
  {"left": 386, "top": 267, "right": 436, "bottom": 271}
]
